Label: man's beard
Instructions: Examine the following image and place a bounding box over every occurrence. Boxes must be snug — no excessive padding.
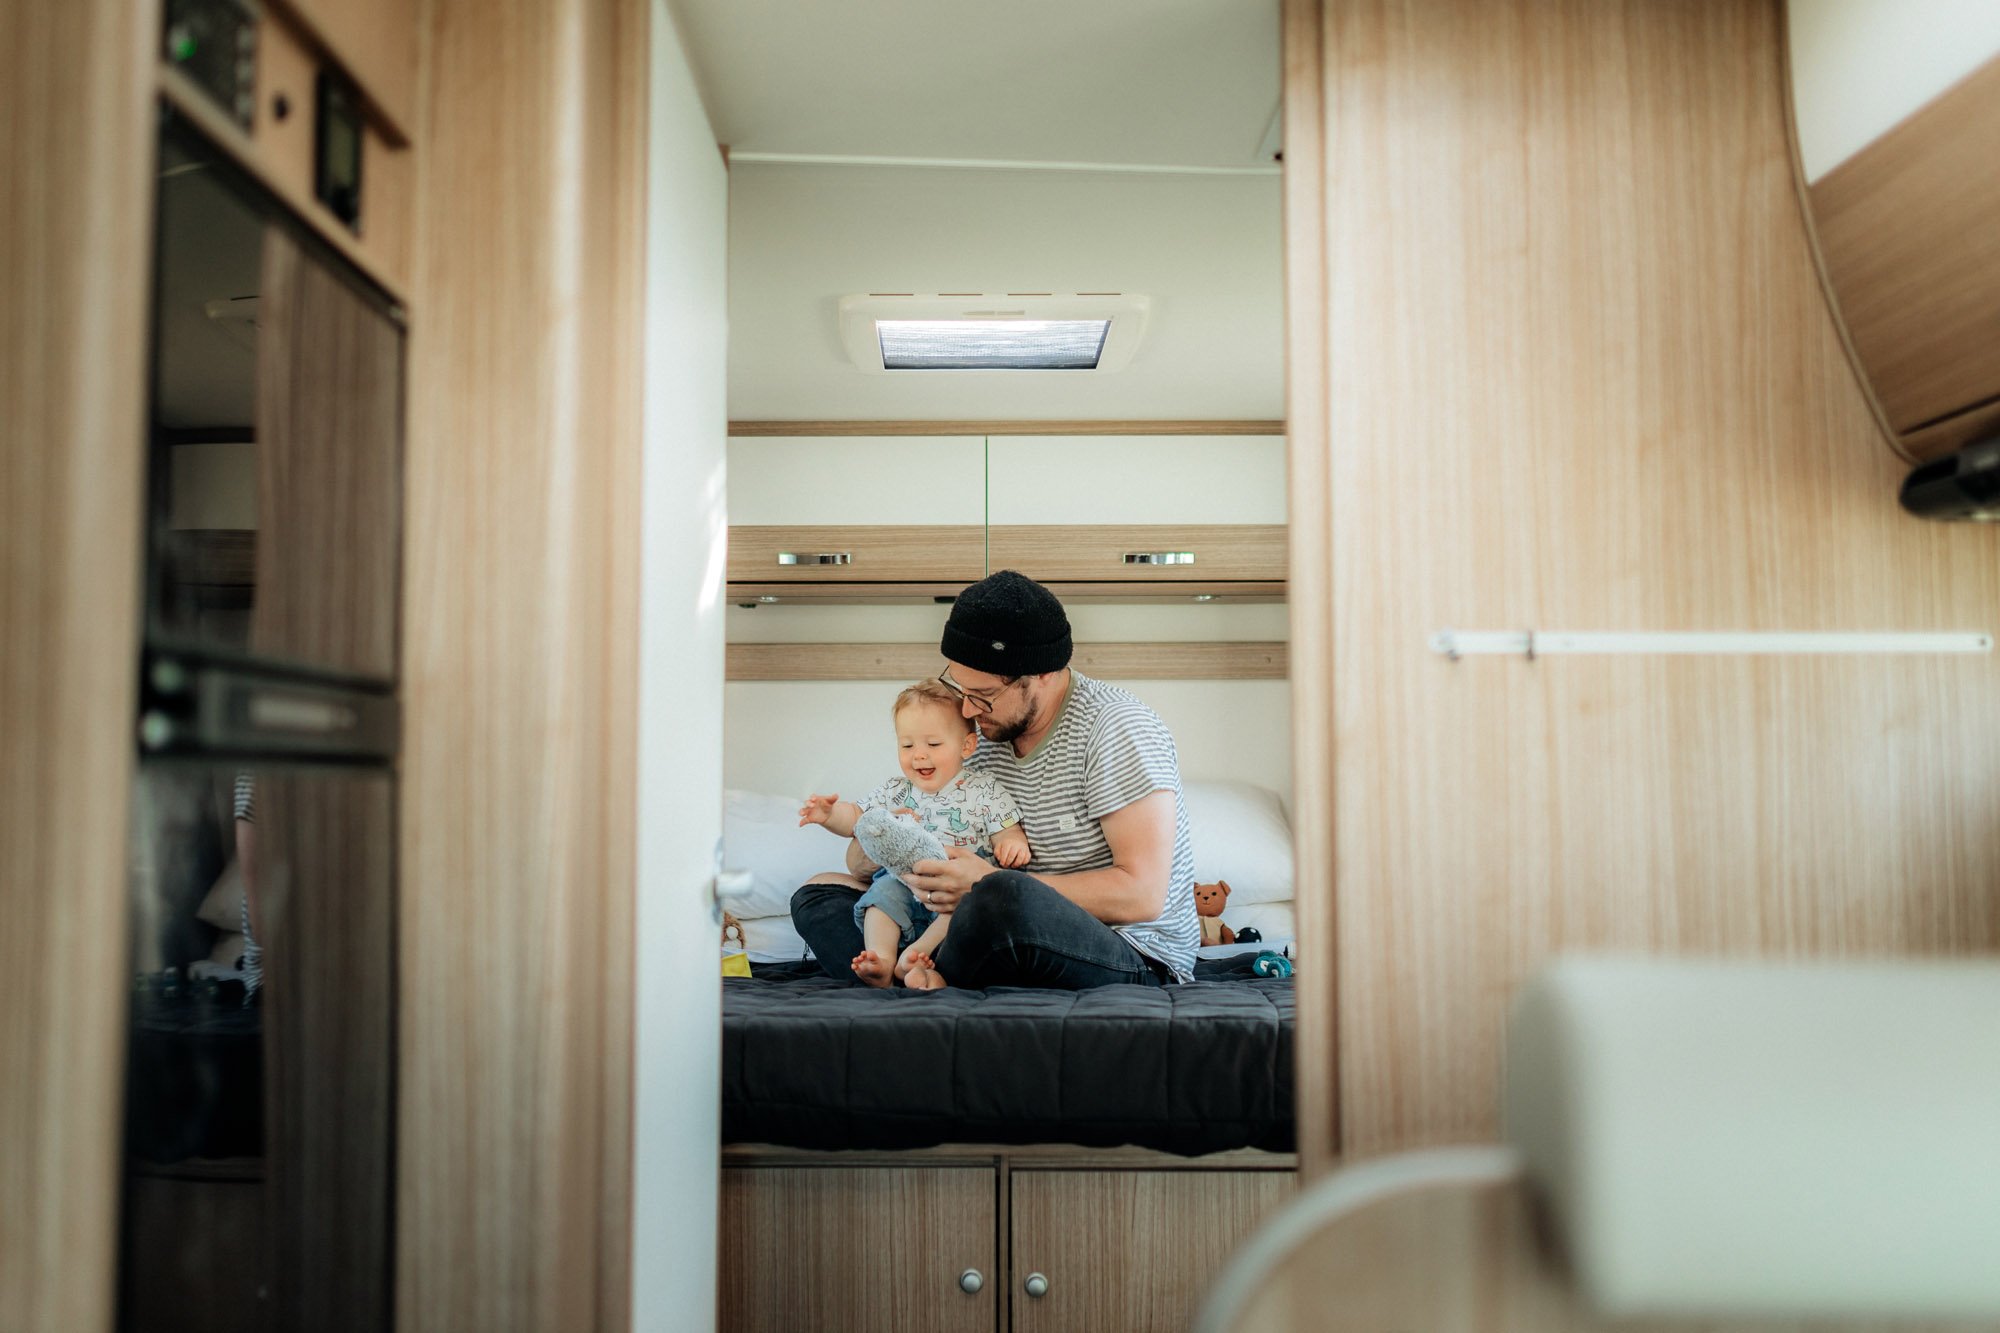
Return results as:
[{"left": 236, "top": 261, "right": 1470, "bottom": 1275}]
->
[{"left": 978, "top": 698, "right": 1035, "bottom": 746}]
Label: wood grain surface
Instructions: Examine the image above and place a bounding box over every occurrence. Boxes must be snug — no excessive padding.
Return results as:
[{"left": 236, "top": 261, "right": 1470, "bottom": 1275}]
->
[
  {"left": 726, "top": 641, "right": 1288, "bottom": 681},
  {"left": 1810, "top": 54, "right": 2000, "bottom": 439},
  {"left": 1281, "top": 0, "right": 1339, "bottom": 1183},
  {"left": 252, "top": 225, "right": 403, "bottom": 678},
  {"left": 156, "top": 67, "right": 410, "bottom": 303},
  {"left": 267, "top": 0, "right": 419, "bottom": 143},
  {"left": 729, "top": 419, "right": 1286, "bottom": 437},
  {"left": 727, "top": 524, "right": 986, "bottom": 584},
  {"left": 1011, "top": 1170, "right": 1295, "bottom": 1333},
  {"left": 1901, "top": 398, "right": 2000, "bottom": 466},
  {"left": 987, "top": 524, "right": 1287, "bottom": 583},
  {"left": 399, "top": 0, "right": 647, "bottom": 1327},
  {"left": 718, "top": 1167, "right": 998, "bottom": 1333},
  {"left": 0, "top": 4, "right": 157, "bottom": 1329},
  {"left": 1295, "top": 0, "right": 2000, "bottom": 1156},
  {"left": 257, "top": 773, "right": 397, "bottom": 1333}
]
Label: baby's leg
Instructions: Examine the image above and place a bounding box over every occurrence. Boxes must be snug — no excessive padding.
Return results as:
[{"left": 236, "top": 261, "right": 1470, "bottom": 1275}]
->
[
  {"left": 850, "top": 906, "right": 903, "bottom": 988},
  {"left": 902, "top": 915, "right": 951, "bottom": 991},
  {"left": 895, "top": 915, "right": 950, "bottom": 981}
]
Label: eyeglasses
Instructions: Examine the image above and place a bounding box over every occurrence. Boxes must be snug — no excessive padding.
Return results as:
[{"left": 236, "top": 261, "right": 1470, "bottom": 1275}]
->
[{"left": 937, "top": 669, "right": 1020, "bottom": 715}]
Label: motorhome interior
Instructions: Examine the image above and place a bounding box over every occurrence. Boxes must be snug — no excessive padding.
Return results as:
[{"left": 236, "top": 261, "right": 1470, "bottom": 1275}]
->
[{"left": 5, "top": 1, "right": 2000, "bottom": 1331}]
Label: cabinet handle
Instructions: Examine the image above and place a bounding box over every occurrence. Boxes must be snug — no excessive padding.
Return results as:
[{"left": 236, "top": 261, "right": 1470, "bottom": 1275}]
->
[
  {"left": 777, "top": 551, "right": 852, "bottom": 566},
  {"left": 958, "top": 1269, "right": 983, "bottom": 1295},
  {"left": 1122, "top": 551, "right": 1195, "bottom": 566},
  {"left": 1024, "top": 1272, "right": 1049, "bottom": 1299}
]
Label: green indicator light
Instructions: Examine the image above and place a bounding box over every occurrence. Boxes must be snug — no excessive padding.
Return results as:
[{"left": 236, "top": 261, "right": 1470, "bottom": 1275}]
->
[{"left": 171, "top": 32, "right": 197, "bottom": 61}]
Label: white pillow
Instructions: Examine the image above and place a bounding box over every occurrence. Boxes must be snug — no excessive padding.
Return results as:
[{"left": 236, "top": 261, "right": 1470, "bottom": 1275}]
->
[
  {"left": 722, "top": 788, "right": 854, "bottom": 920},
  {"left": 1181, "top": 781, "right": 1294, "bottom": 906},
  {"left": 737, "top": 913, "right": 813, "bottom": 964}
]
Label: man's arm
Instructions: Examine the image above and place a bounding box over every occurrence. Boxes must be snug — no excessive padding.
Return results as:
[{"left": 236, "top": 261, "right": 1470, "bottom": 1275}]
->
[
  {"left": 1032, "top": 789, "right": 1175, "bottom": 924},
  {"left": 907, "top": 789, "right": 1176, "bottom": 923}
]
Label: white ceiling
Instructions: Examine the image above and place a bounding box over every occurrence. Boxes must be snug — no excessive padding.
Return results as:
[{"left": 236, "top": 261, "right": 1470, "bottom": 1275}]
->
[
  {"left": 674, "top": 0, "right": 1286, "bottom": 421},
  {"left": 726, "top": 163, "right": 1283, "bottom": 420},
  {"left": 668, "top": 0, "right": 1280, "bottom": 169}
]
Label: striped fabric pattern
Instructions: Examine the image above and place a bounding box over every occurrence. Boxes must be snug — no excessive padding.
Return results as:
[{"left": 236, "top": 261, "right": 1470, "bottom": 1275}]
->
[
  {"left": 233, "top": 773, "right": 263, "bottom": 999},
  {"left": 969, "top": 672, "right": 1199, "bottom": 982}
]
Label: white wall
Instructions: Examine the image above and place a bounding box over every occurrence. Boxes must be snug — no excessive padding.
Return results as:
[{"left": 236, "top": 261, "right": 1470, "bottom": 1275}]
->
[
  {"left": 1790, "top": 0, "right": 2000, "bottom": 180},
  {"left": 727, "top": 163, "right": 1283, "bottom": 419},
  {"left": 632, "top": 2, "right": 728, "bottom": 1326},
  {"left": 725, "top": 601, "right": 1293, "bottom": 811}
]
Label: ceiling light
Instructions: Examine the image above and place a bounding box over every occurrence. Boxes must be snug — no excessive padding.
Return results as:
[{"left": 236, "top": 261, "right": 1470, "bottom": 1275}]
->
[{"left": 839, "top": 294, "right": 1150, "bottom": 374}]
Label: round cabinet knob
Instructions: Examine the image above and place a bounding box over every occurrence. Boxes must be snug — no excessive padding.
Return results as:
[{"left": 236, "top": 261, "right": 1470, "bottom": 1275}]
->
[
  {"left": 958, "top": 1269, "right": 983, "bottom": 1295},
  {"left": 1024, "top": 1272, "right": 1050, "bottom": 1299}
]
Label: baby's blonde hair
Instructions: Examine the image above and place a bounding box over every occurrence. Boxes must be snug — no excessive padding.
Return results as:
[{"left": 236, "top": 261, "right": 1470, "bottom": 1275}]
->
[{"left": 892, "top": 678, "right": 973, "bottom": 731}]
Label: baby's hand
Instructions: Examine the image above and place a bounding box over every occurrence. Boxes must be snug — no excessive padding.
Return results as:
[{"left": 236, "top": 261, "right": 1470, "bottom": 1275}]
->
[
  {"left": 993, "top": 827, "right": 1032, "bottom": 869},
  {"left": 797, "top": 793, "right": 839, "bottom": 827}
]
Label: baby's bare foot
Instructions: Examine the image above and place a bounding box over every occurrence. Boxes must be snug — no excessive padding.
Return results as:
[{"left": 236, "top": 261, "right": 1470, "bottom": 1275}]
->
[
  {"left": 851, "top": 950, "right": 892, "bottom": 988},
  {"left": 903, "top": 953, "right": 948, "bottom": 991}
]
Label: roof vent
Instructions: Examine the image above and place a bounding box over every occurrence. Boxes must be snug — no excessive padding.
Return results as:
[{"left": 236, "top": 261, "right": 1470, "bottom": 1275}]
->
[{"left": 838, "top": 293, "right": 1150, "bottom": 373}]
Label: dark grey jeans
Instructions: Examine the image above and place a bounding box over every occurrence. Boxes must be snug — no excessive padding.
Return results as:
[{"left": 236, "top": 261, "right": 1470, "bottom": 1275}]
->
[{"left": 789, "top": 870, "right": 1167, "bottom": 990}]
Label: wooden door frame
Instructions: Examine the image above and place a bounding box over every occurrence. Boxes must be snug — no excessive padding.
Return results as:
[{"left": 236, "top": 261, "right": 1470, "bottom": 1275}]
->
[{"left": 1280, "top": 0, "right": 1338, "bottom": 1179}]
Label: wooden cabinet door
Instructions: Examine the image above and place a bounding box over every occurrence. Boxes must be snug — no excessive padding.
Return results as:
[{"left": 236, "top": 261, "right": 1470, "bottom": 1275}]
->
[
  {"left": 720, "top": 1167, "right": 998, "bottom": 1333},
  {"left": 727, "top": 523, "right": 987, "bottom": 585},
  {"left": 1010, "top": 1170, "right": 1294, "bottom": 1333}
]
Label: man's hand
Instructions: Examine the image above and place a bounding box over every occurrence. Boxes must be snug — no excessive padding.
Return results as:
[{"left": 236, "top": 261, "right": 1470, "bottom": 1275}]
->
[{"left": 900, "top": 844, "right": 988, "bottom": 914}]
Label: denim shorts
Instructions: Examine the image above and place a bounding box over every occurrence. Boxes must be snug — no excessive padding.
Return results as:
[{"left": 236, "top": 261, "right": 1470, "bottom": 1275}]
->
[{"left": 851, "top": 848, "right": 997, "bottom": 947}]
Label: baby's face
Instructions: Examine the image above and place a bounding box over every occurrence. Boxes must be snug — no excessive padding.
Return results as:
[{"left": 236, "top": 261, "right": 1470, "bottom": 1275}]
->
[{"left": 895, "top": 700, "right": 978, "bottom": 793}]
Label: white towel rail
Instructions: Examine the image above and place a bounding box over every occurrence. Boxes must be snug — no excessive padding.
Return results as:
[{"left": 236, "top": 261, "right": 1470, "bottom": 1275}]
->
[{"left": 1430, "top": 630, "right": 1993, "bottom": 660}]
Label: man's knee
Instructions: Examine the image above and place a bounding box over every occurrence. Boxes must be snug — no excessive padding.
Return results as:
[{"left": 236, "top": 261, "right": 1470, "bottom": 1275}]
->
[
  {"left": 953, "top": 870, "right": 1043, "bottom": 939},
  {"left": 791, "top": 876, "right": 862, "bottom": 916}
]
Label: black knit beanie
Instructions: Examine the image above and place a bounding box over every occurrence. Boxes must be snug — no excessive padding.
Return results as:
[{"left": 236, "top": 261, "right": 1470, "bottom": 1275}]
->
[{"left": 940, "top": 570, "right": 1073, "bottom": 676}]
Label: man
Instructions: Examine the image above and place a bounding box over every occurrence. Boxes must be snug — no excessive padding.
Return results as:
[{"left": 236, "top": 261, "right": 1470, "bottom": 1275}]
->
[{"left": 789, "top": 570, "right": 1200, "bottom": 987}]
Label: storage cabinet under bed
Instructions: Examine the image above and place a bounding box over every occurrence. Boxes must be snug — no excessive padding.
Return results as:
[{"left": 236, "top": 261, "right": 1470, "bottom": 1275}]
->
[{"left": 718, "top": 1150, "right": 1295, "bottom": 1333}]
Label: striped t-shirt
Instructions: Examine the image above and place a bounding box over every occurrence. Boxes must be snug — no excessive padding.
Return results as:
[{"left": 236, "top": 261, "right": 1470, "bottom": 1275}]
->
[{"left": 968, "top": 672, "right": 1199, "bottom": 982}]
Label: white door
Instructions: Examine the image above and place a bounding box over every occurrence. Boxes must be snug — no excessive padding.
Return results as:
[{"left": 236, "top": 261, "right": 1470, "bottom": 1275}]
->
[{"left": 632, "top": 5, "right": 730, "bottom": 1327}]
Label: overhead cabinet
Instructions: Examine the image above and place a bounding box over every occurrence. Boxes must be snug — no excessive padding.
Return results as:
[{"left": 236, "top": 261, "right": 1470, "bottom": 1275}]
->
[{"left": 726, "top": 433, "right": 1287, "bottom": 603}]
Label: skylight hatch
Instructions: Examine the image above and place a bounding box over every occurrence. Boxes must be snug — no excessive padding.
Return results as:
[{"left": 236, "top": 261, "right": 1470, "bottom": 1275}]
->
[
  {"left": 839, "top": 294, "right": 1150, "bottom": 374},
  {"left": 877, "top": 319, "right": 1110, "bottom": 370}
]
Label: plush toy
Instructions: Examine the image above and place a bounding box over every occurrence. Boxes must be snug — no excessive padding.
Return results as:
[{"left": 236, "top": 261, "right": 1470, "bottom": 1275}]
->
[
  {"left": 1195, "top": 880, "right": 1235, "bottom": 946},
  {"left": 1251, "top": 950, "right": 1293, "bottom": 979},
  {"left": 720, "top": 911, "right": 752, "bottom": 976}
]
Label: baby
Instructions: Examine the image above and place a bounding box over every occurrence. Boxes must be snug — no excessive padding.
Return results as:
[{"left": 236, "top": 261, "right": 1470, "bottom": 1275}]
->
[{"left": 798, "top": 679, "right": 1030, "bottom": 989}]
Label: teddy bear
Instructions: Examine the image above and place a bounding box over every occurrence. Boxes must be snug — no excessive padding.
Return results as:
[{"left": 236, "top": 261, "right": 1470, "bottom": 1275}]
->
[
  {"left": 1194, "top": 879, "right": 1235, "bottom": 946},
  {"left": 721, "top": 910, "right": 747, "bottom": 950}
]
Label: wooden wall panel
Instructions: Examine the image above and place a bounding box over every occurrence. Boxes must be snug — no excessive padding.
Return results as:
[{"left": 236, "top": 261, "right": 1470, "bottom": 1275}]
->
[
  {"left": 399, "top": 0, "right": 646, "bottom": 1327},
  {"left": 271, "top": 0, "right": 420, "bottom": 142},
  {"left": 1280, "top": 0, "right": 1338, "bottom": 1182},
  {"left": 1297, "top": 0, "right": 2000, "bottom": 1155},
  {"left": 0, "top": 4, "right": 157, "bottom": 1330},
  {"left": 1809, "top": 54, "right": 2000, "bottom": 440}
]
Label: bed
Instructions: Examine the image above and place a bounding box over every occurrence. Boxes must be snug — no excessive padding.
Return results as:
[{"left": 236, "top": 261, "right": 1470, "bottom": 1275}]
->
[{"left": 719, "top": 779, "right": 1299, "bottom": 1154}]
